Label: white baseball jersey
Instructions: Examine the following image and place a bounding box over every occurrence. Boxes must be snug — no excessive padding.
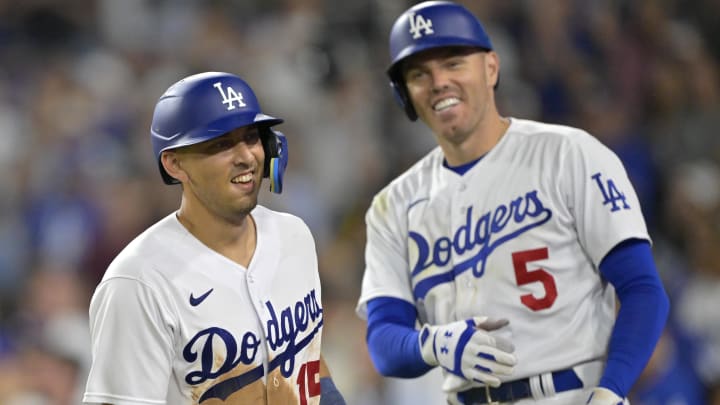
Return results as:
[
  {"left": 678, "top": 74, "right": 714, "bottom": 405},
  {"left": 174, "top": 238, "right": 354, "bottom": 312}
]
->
[
  {"left": 84, "top": 205, "right": 324, "bottom": 405},
  {"left": 357, "top": 118, "right": 650, "bottom": 382}
]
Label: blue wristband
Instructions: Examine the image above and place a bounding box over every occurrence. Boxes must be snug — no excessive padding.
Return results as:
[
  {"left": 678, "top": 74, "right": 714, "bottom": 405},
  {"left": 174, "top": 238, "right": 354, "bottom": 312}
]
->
[{"left": 320, "top": 377, "right": 346, "bottom": 405}]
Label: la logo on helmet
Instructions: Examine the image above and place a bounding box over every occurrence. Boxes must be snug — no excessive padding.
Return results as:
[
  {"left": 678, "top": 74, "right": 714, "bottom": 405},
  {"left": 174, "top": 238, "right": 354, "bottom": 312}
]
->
[
  {"left": 213, "top": 82, "right": 246, "bottom": 111},
  {"left": 409, "top": 12, "right": 434, "bottom": 39}
]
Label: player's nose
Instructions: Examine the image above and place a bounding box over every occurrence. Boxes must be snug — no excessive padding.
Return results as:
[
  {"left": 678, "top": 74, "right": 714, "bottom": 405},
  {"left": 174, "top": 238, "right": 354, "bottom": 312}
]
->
[
  {"left": 231, "top": 141, "right": 258, "bottom": 167},
  {"left": 429, "top": 68, "right": 452, "bottom": 92}
]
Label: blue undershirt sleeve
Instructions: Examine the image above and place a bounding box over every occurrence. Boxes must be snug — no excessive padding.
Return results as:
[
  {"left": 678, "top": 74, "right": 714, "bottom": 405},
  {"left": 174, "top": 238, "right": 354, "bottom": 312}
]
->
[
  {"left": 366, "top": 297, "right": 434, "bottom": 378},
  {"left": 598, "top": 239, "right": 670, "bottom": 397},
  {"left": 319, "top": 377, "right": 346, "bottom": 405}
]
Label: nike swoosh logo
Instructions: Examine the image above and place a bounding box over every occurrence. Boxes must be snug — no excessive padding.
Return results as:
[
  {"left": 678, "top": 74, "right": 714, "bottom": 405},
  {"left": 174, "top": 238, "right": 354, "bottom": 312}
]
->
[{"left": 190, "top": 288, "right": 214, "bottom": 306}]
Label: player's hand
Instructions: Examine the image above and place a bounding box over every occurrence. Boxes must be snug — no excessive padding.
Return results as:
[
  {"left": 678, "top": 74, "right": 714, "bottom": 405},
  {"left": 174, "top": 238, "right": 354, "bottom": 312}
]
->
[
  {"left": 585, "top": 387, "right": 626, "bottom": 405},
  {"left": 418, "top": 317, "right": 517, "bottom": 387},
  {"left": 441, "top": 373, "right": 476, "bottom": 393}
]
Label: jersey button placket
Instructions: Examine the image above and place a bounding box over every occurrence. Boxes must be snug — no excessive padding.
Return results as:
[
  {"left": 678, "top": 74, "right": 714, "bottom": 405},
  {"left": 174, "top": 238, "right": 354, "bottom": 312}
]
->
[
  {"left": 450, "top": 188, "right": 465, "bottom": 317},
  {"left": 456, "top": 186, "right": 479, "bottom": 317},
  {"left": 457, "top": 182, "right": 469, "bottom": 292}
]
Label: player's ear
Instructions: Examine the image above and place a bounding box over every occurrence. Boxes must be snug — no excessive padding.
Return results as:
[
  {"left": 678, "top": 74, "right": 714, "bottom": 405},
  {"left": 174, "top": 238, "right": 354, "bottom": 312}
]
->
[
  {"left": 161, "top": 150, "right": 188, "bottom": 183},
  {"left": 484, "top": 51, "right": 500, "bottom": 88}
]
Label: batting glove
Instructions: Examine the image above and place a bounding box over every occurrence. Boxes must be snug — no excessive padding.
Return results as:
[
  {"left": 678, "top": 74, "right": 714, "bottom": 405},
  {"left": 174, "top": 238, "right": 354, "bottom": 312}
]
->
[
  {"left": 441, "top": 372, "right": 476, "bottom": 394},
  {"left": 586, "top": 387, "right": 626, "bottom": 405},
  {"left": 418, "top": 317, "right": 517, "bottom": 387}
]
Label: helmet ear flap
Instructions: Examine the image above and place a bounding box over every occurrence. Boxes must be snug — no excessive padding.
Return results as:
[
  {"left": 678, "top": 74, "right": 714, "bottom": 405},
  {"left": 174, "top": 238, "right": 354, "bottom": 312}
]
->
[
  {"left": 390, "top": 80, "right": 418, "bottom": 121},
  {"left": 261, "top": 128, "right": 288, "bottom": 194},
  {"left": 261, "top": 127, "right": 277, "bottom": 177}
]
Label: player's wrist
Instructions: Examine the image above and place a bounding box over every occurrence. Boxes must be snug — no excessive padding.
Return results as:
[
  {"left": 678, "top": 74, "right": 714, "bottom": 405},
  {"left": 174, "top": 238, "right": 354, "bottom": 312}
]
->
[{"left": 418, "top": 323, "right": 440, "bottom": 366}]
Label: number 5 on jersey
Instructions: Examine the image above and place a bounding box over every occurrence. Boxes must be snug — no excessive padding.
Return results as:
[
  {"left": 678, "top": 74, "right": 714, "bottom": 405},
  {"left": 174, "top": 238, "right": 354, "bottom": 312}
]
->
[{"left": 512, "top": 247, "right": 558, "bottom": 311}]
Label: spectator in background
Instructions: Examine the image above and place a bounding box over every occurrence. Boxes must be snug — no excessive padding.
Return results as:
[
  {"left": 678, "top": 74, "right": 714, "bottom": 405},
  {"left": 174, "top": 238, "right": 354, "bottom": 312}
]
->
[
  {"left": 662, "top": 161, "right": 720, "bottom": 389},
  {"left": 630, "top": 325, "right": 707, "bottom": 405}
]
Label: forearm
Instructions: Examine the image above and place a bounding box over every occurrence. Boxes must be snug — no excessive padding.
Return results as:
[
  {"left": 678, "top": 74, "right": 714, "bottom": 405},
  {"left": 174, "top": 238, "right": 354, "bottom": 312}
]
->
[
  {"left": 367, "top": 319, "right": 433, "bottom": 377},
  {"left": 601, "top": 283, "right": 669, "bottom": 396},
  {"left": 598, "top": 240, "right": 670, "bottom": 397},
  {"left": 366, "top": 297, "right": 433, "bottom": 377}
]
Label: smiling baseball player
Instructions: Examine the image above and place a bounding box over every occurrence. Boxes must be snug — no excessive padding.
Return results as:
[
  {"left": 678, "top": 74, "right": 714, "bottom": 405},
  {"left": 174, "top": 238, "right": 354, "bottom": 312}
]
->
[
  {"left": 356, "top": 2, "right": 670, "bottom": 404},
  {"left": 83, "top": 72, "right": 345, "bottom": 405}
]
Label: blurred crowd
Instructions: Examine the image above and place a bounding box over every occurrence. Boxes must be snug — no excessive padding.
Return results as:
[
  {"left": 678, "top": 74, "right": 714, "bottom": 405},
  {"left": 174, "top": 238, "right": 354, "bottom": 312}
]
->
[{"left": 1, "top": 0, "right": 720, "bottom": 404}]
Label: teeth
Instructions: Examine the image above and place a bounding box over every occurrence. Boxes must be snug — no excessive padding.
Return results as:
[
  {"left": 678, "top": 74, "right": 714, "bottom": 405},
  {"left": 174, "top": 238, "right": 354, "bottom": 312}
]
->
[
  {"left": 231, "top": 173, "right": 253, "bottom": 184},
  {"left": 433, "top": 97, "right": 460, "bottom": 111}
]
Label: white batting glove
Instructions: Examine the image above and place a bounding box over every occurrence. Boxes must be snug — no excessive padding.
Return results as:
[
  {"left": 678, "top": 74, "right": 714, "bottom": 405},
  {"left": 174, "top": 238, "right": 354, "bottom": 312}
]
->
[
  {"left": 418, "top": 317, "right": 517, "bottom": 388},
  {"left": 441, "top": 373, "right": 476, "bottom": 394},
  {"left": 586, "top": 387, "right": 626, "bottom": 405}
]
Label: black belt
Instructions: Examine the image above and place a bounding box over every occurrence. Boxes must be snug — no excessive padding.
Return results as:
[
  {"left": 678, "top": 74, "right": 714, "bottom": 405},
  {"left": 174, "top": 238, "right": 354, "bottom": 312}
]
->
[{"left": 457, "top": 368, "right": 583, "bottom": 404}]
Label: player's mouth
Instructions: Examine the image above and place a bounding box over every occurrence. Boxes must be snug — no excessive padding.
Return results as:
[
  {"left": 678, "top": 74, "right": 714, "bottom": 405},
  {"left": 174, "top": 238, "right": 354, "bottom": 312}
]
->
[
  {"left": 231, "top": 172, "right": 254, "bottom": 185},
  {"left": 432, "top": 97, "right": 460, "bottom": 112}
]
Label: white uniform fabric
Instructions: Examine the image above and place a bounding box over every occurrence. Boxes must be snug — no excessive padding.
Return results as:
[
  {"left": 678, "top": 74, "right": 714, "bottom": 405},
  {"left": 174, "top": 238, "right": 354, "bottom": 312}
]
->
[
  {"left": 84, "top": 205, "right": 324, "bottom": 405},
  {"left": 356, "top": 118, "right": 650, "bottom": 399}
]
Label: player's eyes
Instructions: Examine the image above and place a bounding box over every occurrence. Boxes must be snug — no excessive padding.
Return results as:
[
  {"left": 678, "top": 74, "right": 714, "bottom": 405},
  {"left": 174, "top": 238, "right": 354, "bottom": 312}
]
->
[
  {"left": 206, "top": 131, "right": 260, "bottom": 152},
  {"left": 444, "top": 58, "right": 464, "bottom": 68},
  {"left": 244, "top": 131, "right": 260, "bottom": 145},
  {"left": 405, "top": 69, "right": 427, "bottom": 82},
  {"left": 210, "top": 138, "right": 234, "bottom": 151}
]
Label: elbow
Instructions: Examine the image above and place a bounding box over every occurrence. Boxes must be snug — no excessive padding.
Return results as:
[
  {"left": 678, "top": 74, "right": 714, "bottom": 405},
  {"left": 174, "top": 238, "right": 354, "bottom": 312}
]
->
[
  {"left": 638, "top": 279, "right": 671, "bottom": 330},
  {"left": 372, "top": 361, "right": 397, "bottom": 377},
  {"left": 367, "top": 343, "right": 403, "bottom": 377},
  {"left": 371, "top": 358, "right": 425, "bottom": 378},
  {"left": 658, "top": 285, "right": 670, "bottom": 324},
  {"left": 645, "top": 278, "right": 670, "bottom": 325}
]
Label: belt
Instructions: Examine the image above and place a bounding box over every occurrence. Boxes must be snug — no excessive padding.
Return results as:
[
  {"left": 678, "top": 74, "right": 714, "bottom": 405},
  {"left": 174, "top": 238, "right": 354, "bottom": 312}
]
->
[{"left": 457, "top": 368, "right": 583, "bottom": 404}]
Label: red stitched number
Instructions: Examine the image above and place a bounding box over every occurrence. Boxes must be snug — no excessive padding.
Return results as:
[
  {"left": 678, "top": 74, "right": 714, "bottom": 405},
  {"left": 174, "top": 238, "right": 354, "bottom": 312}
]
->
[
  {"left": 512, "top": 247, "right": 557, "bottom": 310},
  {"left": 297, "top": 360, "right": 321, "bottom": 405}
]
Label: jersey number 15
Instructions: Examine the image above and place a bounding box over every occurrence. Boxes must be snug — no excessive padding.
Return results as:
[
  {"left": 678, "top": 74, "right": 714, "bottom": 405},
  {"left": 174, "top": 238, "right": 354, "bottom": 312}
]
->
[{"left": 297, "top": 360, "right": 321, "bottom": 405}]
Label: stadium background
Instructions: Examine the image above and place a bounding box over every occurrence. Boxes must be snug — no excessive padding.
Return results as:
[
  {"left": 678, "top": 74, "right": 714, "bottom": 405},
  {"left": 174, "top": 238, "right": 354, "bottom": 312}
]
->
[{"left": 1, "top": 0, "right": 719, "bottom": 404}]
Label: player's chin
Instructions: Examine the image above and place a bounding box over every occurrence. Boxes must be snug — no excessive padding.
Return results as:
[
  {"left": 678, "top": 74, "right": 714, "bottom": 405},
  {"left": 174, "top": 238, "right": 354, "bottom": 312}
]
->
[
  {"left": 226, "top": 199, "right": 258, "bottom": 222},
  {"left": 240, "top": 200, "right": 258, "bottom": 215},
  {"left": 424, "top": 109, "right": 460, "bottom": 129},
  {"left": 237, "top": 188, "right": 260, "bottom": 207},
  {"left": 227, "top": 185, "right": 260, "bottom": 207}
]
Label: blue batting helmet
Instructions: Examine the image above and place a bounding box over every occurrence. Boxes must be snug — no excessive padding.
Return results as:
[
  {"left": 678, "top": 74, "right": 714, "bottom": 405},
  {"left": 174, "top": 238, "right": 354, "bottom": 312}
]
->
[
  {"left": 150, "top": 72, "right": 288, "bottom": 193},
  {"left": 387, "top": 1, "right": 493, "bottom": 120}
]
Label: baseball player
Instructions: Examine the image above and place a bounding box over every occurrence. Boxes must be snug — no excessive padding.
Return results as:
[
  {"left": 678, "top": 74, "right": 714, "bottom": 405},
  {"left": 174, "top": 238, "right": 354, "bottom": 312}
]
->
[
  {"left": 83, "top": 72, "right": 345, "bottom": 405},
  {"left": 356, "top": 2, "right": 669, "bottom": 404}
]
